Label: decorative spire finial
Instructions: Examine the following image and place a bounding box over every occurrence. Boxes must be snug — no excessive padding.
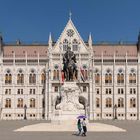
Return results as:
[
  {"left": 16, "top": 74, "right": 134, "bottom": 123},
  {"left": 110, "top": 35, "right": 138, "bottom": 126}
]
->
[
  {"left": 69, "top": 11, "right": 72, "bottom": 20},
  {"left": 48, "top": 32, "right": 52, "bottom": 47},
  {"left": 88, "top": 32, "right": 93, "bottom": 47}
]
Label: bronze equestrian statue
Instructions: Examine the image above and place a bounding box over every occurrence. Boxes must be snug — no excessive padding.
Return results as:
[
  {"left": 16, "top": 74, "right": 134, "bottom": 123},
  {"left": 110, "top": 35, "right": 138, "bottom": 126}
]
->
[{"left": 63, "top": 46, "right": 77, "bottom": 81}]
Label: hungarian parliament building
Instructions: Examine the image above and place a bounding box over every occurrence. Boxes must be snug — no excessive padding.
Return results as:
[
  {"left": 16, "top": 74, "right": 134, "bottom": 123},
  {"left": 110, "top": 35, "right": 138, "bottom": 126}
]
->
[{"left": 0, "top": 17, "right": 140, "bottom": 121}]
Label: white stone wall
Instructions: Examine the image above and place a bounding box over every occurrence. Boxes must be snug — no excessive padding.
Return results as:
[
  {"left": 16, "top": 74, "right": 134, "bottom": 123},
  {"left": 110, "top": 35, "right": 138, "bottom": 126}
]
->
[
  {"left": 0, "top": 55, "right": 140, "bottom": 120},
  {"left": 0, "top": 65, "right": 46, "bottom": 120},
  {"left": 93, "top": 64, "right": 138, "bottom": 120},
  {"left": 0, "top": 18, "right": 139, "bottom": 121}
]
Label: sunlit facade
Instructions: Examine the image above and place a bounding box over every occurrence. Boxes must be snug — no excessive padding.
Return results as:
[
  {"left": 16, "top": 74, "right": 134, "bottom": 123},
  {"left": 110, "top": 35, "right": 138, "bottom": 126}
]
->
[{"left": 0, "top": 18, "right": 140, "bottom": 120}]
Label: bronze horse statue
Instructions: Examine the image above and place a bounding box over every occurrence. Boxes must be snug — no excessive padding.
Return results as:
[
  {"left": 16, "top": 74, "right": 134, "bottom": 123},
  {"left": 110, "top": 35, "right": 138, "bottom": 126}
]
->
[{"left": 63, "top": 47, "right": 77, "bottom": 81}]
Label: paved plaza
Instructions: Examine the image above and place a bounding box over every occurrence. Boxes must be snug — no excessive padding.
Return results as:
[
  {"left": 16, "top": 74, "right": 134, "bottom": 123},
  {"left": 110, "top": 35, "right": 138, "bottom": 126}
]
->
[
  {"left": 14, "top": 121, "right": 126, "bottom": 132},
  {"left": 0, "top": 120, "right": 140, "bottom": 140}
]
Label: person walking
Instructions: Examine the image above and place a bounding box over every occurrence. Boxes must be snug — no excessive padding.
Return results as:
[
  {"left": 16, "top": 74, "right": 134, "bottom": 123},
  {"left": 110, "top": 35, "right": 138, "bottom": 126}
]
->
[
  {"left": 77, "top": 119, "right": 82, "bottom": 135},
  {"left": 82, "top": 118, "right": 87, "bottom": 136}
]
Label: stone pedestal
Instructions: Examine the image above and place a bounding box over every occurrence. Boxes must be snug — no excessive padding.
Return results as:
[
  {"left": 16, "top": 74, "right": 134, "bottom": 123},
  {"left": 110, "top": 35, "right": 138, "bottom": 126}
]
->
[{"left": 52, "top": 82, "right": 85, "bottom": 121}]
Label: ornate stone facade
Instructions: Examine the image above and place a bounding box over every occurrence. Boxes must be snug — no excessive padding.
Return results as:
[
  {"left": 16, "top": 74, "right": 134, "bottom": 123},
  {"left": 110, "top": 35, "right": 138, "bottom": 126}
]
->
[{"left": 0, "top": 17, "right": 140, "bottom": 120}]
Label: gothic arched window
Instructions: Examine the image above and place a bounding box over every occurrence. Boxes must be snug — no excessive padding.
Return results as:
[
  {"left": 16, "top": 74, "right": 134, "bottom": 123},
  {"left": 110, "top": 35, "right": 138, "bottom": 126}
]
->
[
  {"left": 5, "top": 98, "right": 11, "bottom": 108},
  {"left": 30, "top": 98, "right": 35, "bottom": 108},
  {"left": 118, "top": 98, "right": 124, "bottom": 108},
  {"left": 17, "top": 98, "right": 23, "bottom": 108},
  {"left": 41, "top": 71, "right": 46, "bottom": 84},
  {"left": 5, "top": 70, "right": 12, "bottom": 84},
  {"left": 117, "top": 69, "right": 124, "bottom": 84},
  {"left": 95, "top": 69, "right": 100, "bottom": 84},
  {"left": 130, "top": 98, "right": 136, "bottom": 108},
  {"left": 63, "top": 39, "right": 68, "bottom": 51},
  {"left": 29, "top": 70, "right": 36, "bottom": 84},
  {"left": 105, "top": 69, "right": 112, "bottom": 84},
  {"left": 53, "top": 70, "right": 56, "bottom": 80},
  {"left": 96, "top": 98, "right": 100, "bottom": 108},
  {"left": 53, "top": 65, "right": 59, "bottom": 80},
  {"left": 106, "top": 98, "right": 112, "bottom": 108},
  {"left": 72, "top": 39, "right": 78, "bottom": 51},
  {"left": 129, "top": 69, "right": 136, "bottom": 84},
  {"left": 17, "top": 69, "right": 24, "bottom": 84}
]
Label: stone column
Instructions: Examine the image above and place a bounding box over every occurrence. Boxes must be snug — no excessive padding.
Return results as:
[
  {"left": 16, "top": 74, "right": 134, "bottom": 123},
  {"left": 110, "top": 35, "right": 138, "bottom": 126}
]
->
[
  {"left": 37, "top": 68, "right": 40, "bottom": 120},
  {"left": 101, "top": 52, "right": 103, "bottom": 119},
  {"left": 113, "top": 53, "right": 115, "bottom": 119},
  {"left": 24, "top": 54, "right": 28, "bottom": 119},
  {"left": 89, "top": 52, "right": 94, "bottom": 120},
  {"left": 137, "top": 53, "right": 140, "bottom": 120},
  {"left": 45, "top": 68, "right": 49, "bottom": 120},
  {"left": 12, "top": 52, "right": 16, "bottom": 120},
  {"left": 0, "top": 52, "right": 3, "bottom": 119},
  {"left": 125, "top": 52, "right": 128, "bottom": 120},
  {"left": 45, "top": 48, "right": 52, "bottom": 120}
]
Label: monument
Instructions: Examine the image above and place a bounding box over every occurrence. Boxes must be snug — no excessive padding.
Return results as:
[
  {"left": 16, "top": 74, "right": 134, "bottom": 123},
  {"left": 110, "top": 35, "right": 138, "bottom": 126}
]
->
[
  {"left": 62, "top": 46, "right": 77, "bottom": 81},
  {"left": 53, "top": 46, "right": 85, "bottom": 121}
]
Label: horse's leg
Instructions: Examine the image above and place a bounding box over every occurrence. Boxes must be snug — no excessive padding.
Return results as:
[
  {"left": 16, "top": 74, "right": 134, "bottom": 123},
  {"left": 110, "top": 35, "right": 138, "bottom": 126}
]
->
[
  {"left": 70, "top": 67, "right": 73, "bottom": 81},
  {"left": 74, "top": 69, "right": 77, "bottom": 80},
  {"left": 74, "top": 68, "right": 76, "bottom": 80},
  {"left": 66, "top": 69, "right": 69, "bottom": 81},
  {"left": 68, "top": 68, "right": 70, "bottom": 81},
  {"left": 72, "top": 68, "right": 74, "bottom": 81},
  {"left": 68, "top": 68, "right": 71, "bottom": 81}
]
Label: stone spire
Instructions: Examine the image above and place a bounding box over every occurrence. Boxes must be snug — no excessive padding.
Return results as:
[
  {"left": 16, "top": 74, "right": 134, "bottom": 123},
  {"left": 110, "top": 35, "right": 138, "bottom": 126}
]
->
[
  {"left": 69, "top": 11, "right": 72, "bottom": 20},
  {"left": 48, "top": 32, "right": 52, "bottom": 47},
  {"left": 88, "top": 32, "right": 92, "bottom": 47}
]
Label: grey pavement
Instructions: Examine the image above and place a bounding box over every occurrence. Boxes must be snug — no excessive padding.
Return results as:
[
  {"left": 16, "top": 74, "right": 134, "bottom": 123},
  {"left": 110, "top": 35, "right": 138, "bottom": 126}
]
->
[{"left": 0, "top": 120, "right": 139, "bottom": 140}]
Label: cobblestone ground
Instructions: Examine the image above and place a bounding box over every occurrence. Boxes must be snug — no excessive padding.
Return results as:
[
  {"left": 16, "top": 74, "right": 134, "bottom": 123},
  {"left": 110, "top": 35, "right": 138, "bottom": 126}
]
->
[{"left": 0, "top": 120, "right": 139, "bottom": 140}]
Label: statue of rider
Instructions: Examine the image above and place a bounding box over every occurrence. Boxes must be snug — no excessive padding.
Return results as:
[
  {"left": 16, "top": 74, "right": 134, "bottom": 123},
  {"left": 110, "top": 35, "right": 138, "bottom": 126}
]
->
[{"left": 63, "top": 46, "right": 77, "bottom": 81}]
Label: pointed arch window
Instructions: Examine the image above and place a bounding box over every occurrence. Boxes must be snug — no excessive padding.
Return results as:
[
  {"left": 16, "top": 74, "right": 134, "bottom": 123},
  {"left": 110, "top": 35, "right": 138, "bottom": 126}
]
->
[
  {"left": 72, "top": 39, "right": 78, "bottom": 51},
  {"left": 95, "top": 69, "right": 100, "bottom": 84},
  {"left": 82, "top": 65, "right": 88, "bottom": 81},
  {"left": 29, "top": 70, "right": 36, "bottom": 84},
  {"left": 5, "top": 70, "right": 12, "bottom": 84},
  {"left": 30, "top": 98, "right": 35, "bottom": 108},
  {"left": 130, "top": 98, "right": 136, "bottom": 108},
  {"left": 53, "top": 70, "right": 56, "bottom": 80},
  {"left": 5, "top": 98, "right": 11, "bottom": 108},
  {"left": 129, "top": 69, "right": 136, "bottom": 84},
  {"left": 106, "top": 98, "right": 112, "bottom": 108},
  {"left": 105, "top": 69, "right": 112, "bottom": 84},
  {"left": 63, "top": 39, "right": 68, "bottom": 51},
  {"left": 117, "top": 69, "right": 124, "bottom": 84},
  {"left": 41, "top": 71, "right": 46, "bottom": 84},
  {"left": 96, "top": 98, "right": 100, "bottom": 108},
  {"left": 53, "top": 65, "right": 59, "bottom": 80},
  {"left": 53, "top": 70, "right": 59, "bottom": 80},
  {"left": 17, "top": 98, "right": 23, "bottom": 108},
  {"left": 118, "top": 98, "right": 124, "bottom": 108},
  {"left": 17, "top": 69, "right": 24, "bottom": 84}
]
